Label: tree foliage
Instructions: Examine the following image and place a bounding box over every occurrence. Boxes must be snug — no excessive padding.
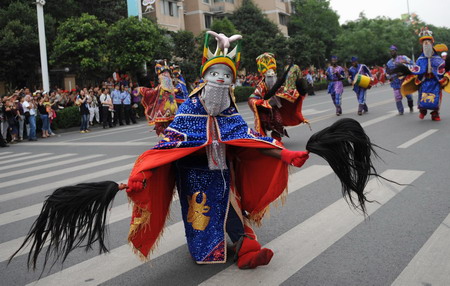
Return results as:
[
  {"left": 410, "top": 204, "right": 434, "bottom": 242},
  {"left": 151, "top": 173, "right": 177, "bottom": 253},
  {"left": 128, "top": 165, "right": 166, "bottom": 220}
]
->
[
  {"left": 288, "top": 0, "right": 341, "bottom": 68},
  {"left": 333, "top": 16, "right": 419, "bottom": 66},
  {"left": 107, "top": 17, "right": 163, "bottom": 76},
  {"left": 0, "top": 2, "right": 56, "bottom": 89},
  {"left": 230, "top": 0, "right": 288, "bottom": 73},
  {"left": 51, "top": 14, "right": 108, "bottom": 80}
]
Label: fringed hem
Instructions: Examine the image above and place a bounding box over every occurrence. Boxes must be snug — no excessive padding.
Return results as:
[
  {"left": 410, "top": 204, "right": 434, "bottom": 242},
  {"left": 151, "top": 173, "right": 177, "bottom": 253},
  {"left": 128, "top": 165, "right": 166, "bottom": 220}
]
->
[{"left": 247, "top": 187, "right": 288, "bottom": 227}]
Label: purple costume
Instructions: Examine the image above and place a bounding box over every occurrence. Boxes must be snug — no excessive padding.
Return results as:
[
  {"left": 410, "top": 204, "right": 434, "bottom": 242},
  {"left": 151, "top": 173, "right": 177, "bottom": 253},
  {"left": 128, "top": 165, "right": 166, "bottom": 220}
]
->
[{"left": 326, "top": 65, "right": 345, "bottom": 115}]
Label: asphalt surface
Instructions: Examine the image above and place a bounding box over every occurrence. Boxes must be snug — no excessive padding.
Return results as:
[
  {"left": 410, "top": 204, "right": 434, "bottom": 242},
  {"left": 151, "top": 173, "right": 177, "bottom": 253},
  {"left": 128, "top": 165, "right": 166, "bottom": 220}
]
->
[{"left": 1, "top": 84, "right": 449, "bottom": 286}]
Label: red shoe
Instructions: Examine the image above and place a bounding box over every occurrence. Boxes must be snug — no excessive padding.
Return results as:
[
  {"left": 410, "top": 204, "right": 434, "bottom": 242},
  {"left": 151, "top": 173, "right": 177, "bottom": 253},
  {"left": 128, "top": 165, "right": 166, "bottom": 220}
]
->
[
  {"left": 237, "top": 237, "right": 274, "bottom": 269},
  {"left": 431, "top": 111, "right": 440, "bottom": 121},
  {"left": 419, "top": 113, "right": 425, "bottom": 119}
]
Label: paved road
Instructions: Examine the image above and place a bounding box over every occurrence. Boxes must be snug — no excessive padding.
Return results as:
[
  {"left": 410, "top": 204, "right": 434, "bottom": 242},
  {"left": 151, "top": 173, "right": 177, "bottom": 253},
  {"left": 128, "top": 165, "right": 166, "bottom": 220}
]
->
[{"left": 1, "top": 84, "right": 450, "bottom": 286}]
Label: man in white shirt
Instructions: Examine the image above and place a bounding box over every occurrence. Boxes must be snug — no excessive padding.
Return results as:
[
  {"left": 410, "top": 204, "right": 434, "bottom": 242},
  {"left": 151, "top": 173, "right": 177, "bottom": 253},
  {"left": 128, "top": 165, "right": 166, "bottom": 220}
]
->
[
  {"left": 99, "top": 88, "right": 113, "bottom": 129},
  {"left": 22, "top": 95, "right": 37, "bottom": 141}
]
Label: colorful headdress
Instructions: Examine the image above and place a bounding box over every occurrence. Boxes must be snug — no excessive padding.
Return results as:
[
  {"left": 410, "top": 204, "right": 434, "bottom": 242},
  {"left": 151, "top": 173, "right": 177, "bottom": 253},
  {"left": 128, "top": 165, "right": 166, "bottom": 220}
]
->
[
  {"left": 201, "top": 31, "right": 242, "bottom": 81},
  {"left": 256, "top": 53, "right": 277, "bottom": 76},
  {"left": 389, "top": 45, "right": 398, "bottom": 51},
  {"left": 351, "top": 56, "right": 358, "bottom": 62},
  {"left": 170, "top": 64, "right": 181, "bottom": 76},
  {"left": 419, "top": 27, "right": 434, "bottom": 43},
  {"left": 155, "top": 60, "right": 170, "bottom": 75},
  {"left": 434, "top": 43, "right": 448, "bottom": 53}
]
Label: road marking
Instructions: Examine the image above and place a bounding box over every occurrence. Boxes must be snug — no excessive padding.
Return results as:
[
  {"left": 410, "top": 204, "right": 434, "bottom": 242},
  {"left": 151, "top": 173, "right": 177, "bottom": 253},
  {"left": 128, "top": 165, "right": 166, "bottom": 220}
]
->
[
  {"left": 397, "top": 129, "right": 438, "bottom": 149},
  {"left": 392, "top": 212, "right": 450, "bottom": 286},
  {"left": 0, "top": 204, "right": 43, "bottom": 227},
  {"left": 0, "top": 152, "right": 13, "bottom": 156},
  {"left": 63, "top": 124, "right": 147, "bottom": 142},
  {"left": 0, "top": 155, "right": 134, "bottom": 189},
  {"left": 361, "top": 111, "right": 397, "bottom": 128},
  {"left": 0, "top": 154, "right": 104, "bottom": 179},
  {"left": 0, "top": 163, "right": 134, "bottom": 203},
  {"left": 21, "top": 165, "right": 335, "bottom": 285},
  {"left": 0, "top": 153, "right": 53, "bottom": 165},
  {"left": 200, "top": 169, "right": 424, "bottom": 286},
  {"left": 0, "top": 152, "right": 32, "bottom": 162},
  {"left": 0, "top": 154, "right": 76, "bottom": 171}
]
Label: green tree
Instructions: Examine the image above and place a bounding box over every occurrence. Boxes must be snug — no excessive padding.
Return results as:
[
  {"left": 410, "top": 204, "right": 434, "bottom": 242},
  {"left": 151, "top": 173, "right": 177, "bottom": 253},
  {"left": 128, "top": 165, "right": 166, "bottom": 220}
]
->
[
  {"left": 172, "top": 30, "right": 199, "bottom": 84},
  {"left": 288, "top": 0, "right": 341, "bottom": 68},
  {"left": 50, "top": 14, "right": 108, "bottom": 82},
  {"left": 107, "top": 17, "right": 164, "bottom": 78},
  {"left": 0, "top": 2, "right": 55, "bottom": 90},
  {"left": 230, "top": 0, "right": 288, "bottom": 73},
  {"left": 333, "top": 17, "right": 419, "bottom": 66}
]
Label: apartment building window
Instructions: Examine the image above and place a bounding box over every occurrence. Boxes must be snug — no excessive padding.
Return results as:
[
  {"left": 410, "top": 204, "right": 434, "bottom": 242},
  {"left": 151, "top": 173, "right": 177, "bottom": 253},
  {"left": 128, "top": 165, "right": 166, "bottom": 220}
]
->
[
  {"left": 205, "top": 14, "right": 213, "bottom": 29},
  {"left": 160, "top": 0, "right": 179, "bottom": 17},
  {"left": 214, "top": 0, "right": 235, "bottom": 3},
  {"left": 203, "top": 0, "right": 210, "bottom": 4},
  {"left": 279, "top": 13, "right": 288, "bottom": 26}
]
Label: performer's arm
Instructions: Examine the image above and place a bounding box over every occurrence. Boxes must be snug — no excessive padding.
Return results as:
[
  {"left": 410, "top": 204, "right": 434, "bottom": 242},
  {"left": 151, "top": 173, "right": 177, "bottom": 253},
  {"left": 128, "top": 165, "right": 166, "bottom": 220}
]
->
[{"left": 259, "top": 148, "right": 309, "bottom": 168}]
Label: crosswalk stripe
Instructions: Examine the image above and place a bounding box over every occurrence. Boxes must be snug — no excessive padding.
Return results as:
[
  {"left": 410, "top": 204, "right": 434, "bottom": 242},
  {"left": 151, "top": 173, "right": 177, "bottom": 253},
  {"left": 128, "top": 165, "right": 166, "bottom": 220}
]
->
[
  {"left": 0, "top": 163, "right": 134, "bottom": 203},
  {"left": 0, "top": 154, "right": 104, "bottom": 179},
  {"left": 0, "top": 204, "right": 43, "bottom": 227},
  {"left": 361, "top": 111, "right": 397, "bottom": 128},
  {"left": 0, "top": 151, "right": 13, "bottom": 156},
  {"left": 397, "top": 129, "right": 438, "bottom": 149},
  {"left": 21, "top": 165, "right": 335, "bottom": 285},
  {"left": 64, "top": 124, "right": 147, "bottom": 142},
  {"left": 0, "top": 152, "right": 33, "bottom": 163},
  {"left": 200, "top": 169, "right": 424, "bottom": 286},
  {"left": 392, "top": 212, "right": 450, "bottom": 286},
  {"left": 1, "top": 153, "right": 53, "bottom": 166},
  {"left": 0, "top": 153, "right": 76, "bottom": 171},
  {"left": 0, "top": 155, "right": 134, "bottom": 189}
]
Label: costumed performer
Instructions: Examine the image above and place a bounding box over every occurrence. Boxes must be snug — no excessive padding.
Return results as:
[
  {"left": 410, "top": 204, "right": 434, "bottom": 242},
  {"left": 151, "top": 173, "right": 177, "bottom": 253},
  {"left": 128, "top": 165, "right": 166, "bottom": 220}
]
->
[
  {"left": 386, "top": 45, "right": 415, "bottom": 115},
  {"left": 348, "top": 57, "right": 372, "bottom": 115},
  {"left": 10, "top": 32, "right": 389, "bottom": 273},
  {"left": 394, "top": 27, "right": 450, "bottom": 121},
  {"left": 171, "top": 64, "right": 189, "bottom": 106},
  {"left": 248, "top": 52, "right": 308, "bottom": 142},
  {"left": 139, "top": 60, "right": 178, "bottom": 135},
  {"left": 325, "top": 56, "right": 345, "bottom": 115}
]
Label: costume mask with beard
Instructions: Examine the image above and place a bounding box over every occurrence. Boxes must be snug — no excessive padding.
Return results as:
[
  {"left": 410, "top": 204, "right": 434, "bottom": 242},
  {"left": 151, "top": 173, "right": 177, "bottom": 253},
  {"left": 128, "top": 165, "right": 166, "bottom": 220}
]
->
[
  {"left": 423, "top": 41, "right": 434, "bottom": 73},
  {"left": 202, "top": 64, "right": 233, "bottom": 116}
]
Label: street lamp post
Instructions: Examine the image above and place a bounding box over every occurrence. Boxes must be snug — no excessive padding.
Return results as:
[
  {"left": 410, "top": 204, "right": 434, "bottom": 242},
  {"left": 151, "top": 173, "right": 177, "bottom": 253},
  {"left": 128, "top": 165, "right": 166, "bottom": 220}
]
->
[{"left": 36, "top": 0, "right": 50, "bottom": 92}]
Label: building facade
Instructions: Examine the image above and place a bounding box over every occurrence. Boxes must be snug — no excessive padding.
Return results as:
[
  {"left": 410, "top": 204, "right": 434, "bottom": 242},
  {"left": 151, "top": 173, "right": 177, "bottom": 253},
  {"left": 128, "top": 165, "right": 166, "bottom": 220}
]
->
[{"left": 146, "top": 0, "right": 292, "bottom": 36}]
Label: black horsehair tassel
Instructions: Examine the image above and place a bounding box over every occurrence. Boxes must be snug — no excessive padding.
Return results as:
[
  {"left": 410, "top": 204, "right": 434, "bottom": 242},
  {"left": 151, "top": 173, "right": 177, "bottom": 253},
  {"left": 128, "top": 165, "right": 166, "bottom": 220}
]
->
[
  {"left": 306, "top": 118, "right": 395, "bottom": 215},
  {"left": 9, "top": 181, "right": 121, "bottom": 271}
]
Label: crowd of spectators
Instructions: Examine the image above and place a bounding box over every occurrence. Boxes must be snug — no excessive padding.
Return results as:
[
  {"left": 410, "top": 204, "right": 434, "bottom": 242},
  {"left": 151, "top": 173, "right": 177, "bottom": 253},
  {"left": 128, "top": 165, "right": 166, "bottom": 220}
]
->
[{"left": 0, "top": 74, "right": 143, "bottom": 147}]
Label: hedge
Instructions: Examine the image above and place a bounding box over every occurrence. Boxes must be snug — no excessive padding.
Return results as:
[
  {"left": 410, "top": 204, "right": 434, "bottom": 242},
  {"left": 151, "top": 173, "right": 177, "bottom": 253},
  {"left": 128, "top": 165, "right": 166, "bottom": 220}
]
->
[{"left": 52, "top": 106, "right": 81, "bottom": 130}]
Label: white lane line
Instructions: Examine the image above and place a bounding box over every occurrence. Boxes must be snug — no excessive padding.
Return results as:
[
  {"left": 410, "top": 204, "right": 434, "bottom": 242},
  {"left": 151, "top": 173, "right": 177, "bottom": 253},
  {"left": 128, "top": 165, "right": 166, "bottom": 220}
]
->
[
  {"left": 0, "top": 152, "right": 32, "bottom": 162},
  {"left": 0, "top": 163, "right": 134, "bottom": 203},
  {"left": 0, "top": 155, "right": 134, "bottom": 189},
  {"left": 18, "top": 142, "right": 151, "bottom": 146},
  {"left": 392, "top": 212, "right": 450, "bottom": 286},
  {"left": 23, "top": 165, "right": 334, "bottom": 285},
  {"left": 0, "top": 153, "right": 53, "bottom": 165},
  {"left": 63, "top": 125, "right": 147, "bottom": 142},
  {"left": 0, "top": 154, "right": 104, "bottom": 179},
  {"left": 0, "top": 154, "right": 77, "bottom": 172},
  {"left": 200, "top": 169, "right": 424, "bottom": 286},
  {"left": 0, "top": 152, "right": 13, "bottom": 156},
  {"left": 397, "top": 129, "right": 438, "bottom": 149},
  {"left": 361, "top": 111, "right": 398, "bottom": 128},
  {"left": 0, "top": 204, "right": 43, "bottom": 227}
]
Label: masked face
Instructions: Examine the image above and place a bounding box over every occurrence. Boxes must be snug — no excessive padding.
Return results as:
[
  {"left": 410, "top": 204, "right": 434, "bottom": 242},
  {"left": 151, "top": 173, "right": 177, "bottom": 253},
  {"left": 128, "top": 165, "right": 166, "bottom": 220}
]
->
[
  {"left": 202, "top": 64, "right": 233, "bottom": 116},
  {"left": 265, "top": 75, "right": 276, "bottom": 89},
  {"left": 204, "top": 64, "right": 233, "bottom": 86},
  {"left": 423, "top": 40, "right": 434, "bottom": 58}
]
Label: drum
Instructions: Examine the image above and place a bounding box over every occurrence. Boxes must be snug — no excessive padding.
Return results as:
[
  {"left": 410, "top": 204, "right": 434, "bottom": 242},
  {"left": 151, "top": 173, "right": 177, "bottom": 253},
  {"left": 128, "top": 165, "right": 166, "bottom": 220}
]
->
[{"left": 353, "top": 74, "right": 371, "bottom": 89}]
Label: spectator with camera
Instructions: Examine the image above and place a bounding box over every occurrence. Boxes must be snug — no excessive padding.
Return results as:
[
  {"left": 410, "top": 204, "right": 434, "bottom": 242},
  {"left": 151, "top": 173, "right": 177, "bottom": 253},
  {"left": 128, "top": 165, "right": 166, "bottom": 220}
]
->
[
  {"left": 76, "top": 90, "right": 90, "bottom": 133},
  {"left": 22, "top": 95, "right": 37, "bottom": 141}
]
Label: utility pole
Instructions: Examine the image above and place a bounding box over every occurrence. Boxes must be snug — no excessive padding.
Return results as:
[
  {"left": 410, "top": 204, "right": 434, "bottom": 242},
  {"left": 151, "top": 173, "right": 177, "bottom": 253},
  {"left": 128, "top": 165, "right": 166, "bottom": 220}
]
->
[{"left": 36, "top": 0, "right": 50, "bottom": 91}]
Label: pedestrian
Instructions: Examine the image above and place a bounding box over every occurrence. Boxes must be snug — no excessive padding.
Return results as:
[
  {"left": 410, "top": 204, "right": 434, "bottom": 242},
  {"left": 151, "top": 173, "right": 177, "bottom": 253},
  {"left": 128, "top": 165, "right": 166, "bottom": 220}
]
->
[
  {"left": 88, "top": 90, "right": 100, "bottom": 126},
  {"left": 37, "top": 94, "right": 50, "bottom": 138},
  {"left": 22, "top": 95, "right": 37, "bottom": 141},
  {"left": 99, "top": 88, "right": 113, "bottom": 129},
  {"left": 121, "top": 86, "right": 134, "bottom": 125},
  {"left": 76, "top": 90, "right": 90, "bottom": 133},
  {"left": 111, "top": 84, "right": 123, "bottom": 126}
]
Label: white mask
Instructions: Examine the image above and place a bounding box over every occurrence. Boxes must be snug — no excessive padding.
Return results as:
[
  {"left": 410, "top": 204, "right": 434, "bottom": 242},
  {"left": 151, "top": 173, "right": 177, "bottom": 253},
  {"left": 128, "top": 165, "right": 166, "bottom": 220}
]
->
[
  {"left": 423, "top": 42, "right": 434, "bottom": 58},
  {"left": 202, "top": 64, "right": 233, "bottom": 116},
  {"left": 265, "top": 75, "right": 276, "bottom": 89}
]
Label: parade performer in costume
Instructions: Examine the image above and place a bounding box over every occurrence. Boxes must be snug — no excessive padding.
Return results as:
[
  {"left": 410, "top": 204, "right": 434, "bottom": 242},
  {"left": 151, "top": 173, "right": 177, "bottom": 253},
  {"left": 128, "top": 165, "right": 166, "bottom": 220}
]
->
[
  {"left": 386, "top": 45, "right": 414, "bottom": 115},
  {"left": 348, "top": 57, "right": 372, "bottom": 115},
  {"left": 248, "top": 53, "right": 308, "bottom": 141},
  {"left": 171, "top": 64, "right": 189, "bottom": 106},
  {"left": 394, "top": 28, "right": 450, "bottom": 121},
  {"left": 10, "top": 32, "right": 389, "bottom": 273},
  {"left": 139, "top": 61, "right": 178, "bottom": 135},
  {"left": 326, "top": 56, "right": 345, "bottom": 116}
]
